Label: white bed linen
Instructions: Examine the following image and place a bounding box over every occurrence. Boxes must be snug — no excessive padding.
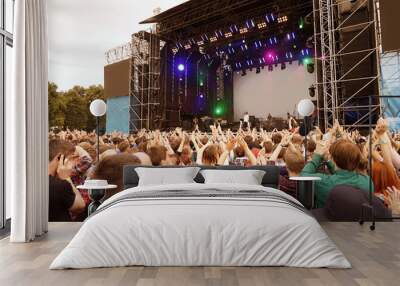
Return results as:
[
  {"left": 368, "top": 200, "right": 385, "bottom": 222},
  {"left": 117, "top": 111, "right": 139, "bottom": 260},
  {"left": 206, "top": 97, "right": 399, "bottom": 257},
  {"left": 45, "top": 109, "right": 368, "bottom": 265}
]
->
[{"left": 50, "top": 183, "right": 351, "bottom": 269}]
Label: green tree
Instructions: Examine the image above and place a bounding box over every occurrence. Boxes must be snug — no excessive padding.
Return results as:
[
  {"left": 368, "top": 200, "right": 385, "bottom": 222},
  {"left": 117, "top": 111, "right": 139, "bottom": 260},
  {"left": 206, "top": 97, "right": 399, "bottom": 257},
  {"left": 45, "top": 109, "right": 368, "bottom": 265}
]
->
[
  {"left": 48, "top": 83, "right": 106, "bottom": 131},
  {"left": 64, "top": 95, "right": 88, "bottom": 130},
  {"left": 48, "top": 82, "right": 67, "bottom": 128}
]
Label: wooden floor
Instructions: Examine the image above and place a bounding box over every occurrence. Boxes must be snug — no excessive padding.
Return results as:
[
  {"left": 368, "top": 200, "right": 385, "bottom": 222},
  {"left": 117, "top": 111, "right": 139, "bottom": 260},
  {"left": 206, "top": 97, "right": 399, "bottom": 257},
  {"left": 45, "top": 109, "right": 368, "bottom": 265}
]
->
[{"left": 0, "top": 222, "right": 399, "bottom": 286}]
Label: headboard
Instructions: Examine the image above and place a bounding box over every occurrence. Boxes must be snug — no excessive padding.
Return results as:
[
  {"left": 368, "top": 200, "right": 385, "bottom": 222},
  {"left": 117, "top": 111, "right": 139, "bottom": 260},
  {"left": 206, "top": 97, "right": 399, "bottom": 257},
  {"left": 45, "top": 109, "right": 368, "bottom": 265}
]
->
[{"left": 123, "top": 165, "right": 280, "bottom": 190}]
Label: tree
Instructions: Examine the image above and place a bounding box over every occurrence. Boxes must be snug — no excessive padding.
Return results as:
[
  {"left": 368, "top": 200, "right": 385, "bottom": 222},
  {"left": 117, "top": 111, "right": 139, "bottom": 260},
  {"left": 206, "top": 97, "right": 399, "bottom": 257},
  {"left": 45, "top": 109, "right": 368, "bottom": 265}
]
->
[
  {"left": 48, "top": 82, "right": 106, "bottom": 131},
  {"left": 48, "top": 82, "right": 67, "bottom": 127},
  {"left": 64, "top": 95, "right": 88, "bottom": 130}
]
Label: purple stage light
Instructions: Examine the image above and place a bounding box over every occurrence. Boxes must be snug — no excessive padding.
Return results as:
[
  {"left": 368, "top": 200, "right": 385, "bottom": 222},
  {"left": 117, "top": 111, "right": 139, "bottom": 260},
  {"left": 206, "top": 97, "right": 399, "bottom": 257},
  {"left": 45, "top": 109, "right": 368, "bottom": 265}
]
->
[{"left": 178, "top": 64, "right": 185, "bottom": 71}]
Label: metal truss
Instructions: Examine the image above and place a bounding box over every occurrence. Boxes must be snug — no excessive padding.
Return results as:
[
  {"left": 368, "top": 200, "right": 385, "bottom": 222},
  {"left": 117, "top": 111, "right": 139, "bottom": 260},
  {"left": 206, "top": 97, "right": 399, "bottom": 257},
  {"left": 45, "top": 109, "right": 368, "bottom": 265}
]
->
[
  {"left": 105, "top": 42, "right": 132, "bottom": 65},
  {"left": 129, "top": 30, "right": 162, "bottom": 131},
  {"left": 314, "top": 0, "right": 382, "bottom": 130}
]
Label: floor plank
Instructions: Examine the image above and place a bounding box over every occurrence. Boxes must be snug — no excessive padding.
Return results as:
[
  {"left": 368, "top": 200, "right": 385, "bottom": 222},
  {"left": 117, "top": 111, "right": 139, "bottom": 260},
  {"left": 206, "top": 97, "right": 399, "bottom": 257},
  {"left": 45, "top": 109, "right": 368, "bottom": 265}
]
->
[{"left": 0, "top": 222, "right": 399, "bottom": 286}]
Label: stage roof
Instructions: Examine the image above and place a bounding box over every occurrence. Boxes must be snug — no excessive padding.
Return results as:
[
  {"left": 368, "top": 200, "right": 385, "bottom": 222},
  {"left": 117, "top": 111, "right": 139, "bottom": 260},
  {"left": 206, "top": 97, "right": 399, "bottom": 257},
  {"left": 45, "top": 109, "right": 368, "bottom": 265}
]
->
[{"left": 141, "top": 0, "right": 313, "bottom": 41}]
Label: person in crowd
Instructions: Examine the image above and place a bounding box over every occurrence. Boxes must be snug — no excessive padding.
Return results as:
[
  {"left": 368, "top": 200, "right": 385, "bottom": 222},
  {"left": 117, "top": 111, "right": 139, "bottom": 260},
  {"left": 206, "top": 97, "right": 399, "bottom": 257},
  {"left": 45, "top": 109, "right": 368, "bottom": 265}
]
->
[
  {"left": 279, "top": 143, "right": 305, "bottom": 198},
  {"left": 49, "top": 117, "right": 400, "bottom": 217},
  {"left": 301, "top": 138, "right": 372, "bottom": 208},
  {"left": 48, "top": 139, "right": 85, "bottom": 221},
  {"left": 91, "top": 153, "right": 141, "bottom": 199}
]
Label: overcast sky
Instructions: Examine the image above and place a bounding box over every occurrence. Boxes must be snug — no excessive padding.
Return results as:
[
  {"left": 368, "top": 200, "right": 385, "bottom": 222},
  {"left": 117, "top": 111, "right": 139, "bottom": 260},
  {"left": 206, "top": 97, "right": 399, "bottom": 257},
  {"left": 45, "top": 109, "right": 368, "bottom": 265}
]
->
[{"left": 48, "top": 0, "right": 186, "bottom": 91}]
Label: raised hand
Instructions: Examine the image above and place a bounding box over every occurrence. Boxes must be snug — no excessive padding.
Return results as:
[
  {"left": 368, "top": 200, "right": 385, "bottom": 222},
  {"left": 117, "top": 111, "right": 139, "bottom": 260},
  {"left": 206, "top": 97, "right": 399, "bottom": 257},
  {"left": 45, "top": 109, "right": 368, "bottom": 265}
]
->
[
  {"left": 387, "top": 187, "right": 400, "bottom": 215},
  {"left": 57, "top": 154, "right": 74, "bottom": 181}
]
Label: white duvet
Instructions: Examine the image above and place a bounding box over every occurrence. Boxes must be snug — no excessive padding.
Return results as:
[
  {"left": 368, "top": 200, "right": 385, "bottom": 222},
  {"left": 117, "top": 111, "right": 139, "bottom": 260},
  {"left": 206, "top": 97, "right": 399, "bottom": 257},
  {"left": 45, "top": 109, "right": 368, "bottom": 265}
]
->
[{"left": 50, "top": 183, "right": 351, "bottom": 269}]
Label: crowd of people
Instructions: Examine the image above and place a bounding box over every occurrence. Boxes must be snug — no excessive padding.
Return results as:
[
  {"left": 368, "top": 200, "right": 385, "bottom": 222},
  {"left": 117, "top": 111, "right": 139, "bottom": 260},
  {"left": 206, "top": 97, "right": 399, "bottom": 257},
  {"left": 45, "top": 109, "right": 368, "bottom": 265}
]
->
[{"left": 48, "top": 118, "right": 400, "bottom": 221}]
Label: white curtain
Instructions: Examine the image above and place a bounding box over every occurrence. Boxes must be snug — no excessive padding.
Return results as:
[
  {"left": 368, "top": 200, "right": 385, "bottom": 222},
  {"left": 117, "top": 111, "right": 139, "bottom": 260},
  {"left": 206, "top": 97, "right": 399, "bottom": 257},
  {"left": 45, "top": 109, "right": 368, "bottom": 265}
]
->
[{"left": 7, "top": 0, "right": 49, "bottom": 242}]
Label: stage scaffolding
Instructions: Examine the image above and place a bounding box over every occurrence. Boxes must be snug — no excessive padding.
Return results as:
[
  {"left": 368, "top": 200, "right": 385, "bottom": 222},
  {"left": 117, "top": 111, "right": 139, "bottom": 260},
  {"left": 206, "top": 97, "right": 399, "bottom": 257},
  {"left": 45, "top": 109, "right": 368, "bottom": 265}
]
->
[
  {"left": 314, "top": 0, "right": 382, "bottom": 131},
  {"left": 129, "top": 30, "right": 162, "bottom": 131}
]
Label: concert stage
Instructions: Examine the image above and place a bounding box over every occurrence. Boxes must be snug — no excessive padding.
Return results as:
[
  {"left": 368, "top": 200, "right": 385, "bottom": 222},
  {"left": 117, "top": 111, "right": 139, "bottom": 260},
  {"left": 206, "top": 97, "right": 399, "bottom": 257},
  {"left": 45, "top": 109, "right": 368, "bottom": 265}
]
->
[{"left": 104, "top": 0, "right": 385, "bottom": 132}]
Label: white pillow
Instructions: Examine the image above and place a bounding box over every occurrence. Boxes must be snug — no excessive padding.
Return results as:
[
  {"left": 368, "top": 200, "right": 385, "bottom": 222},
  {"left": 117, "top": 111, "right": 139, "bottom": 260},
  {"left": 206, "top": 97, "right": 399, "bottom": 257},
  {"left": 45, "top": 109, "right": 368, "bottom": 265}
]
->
[
  {"left": 200, "top": 170, "right": 266, "bottom": 185},
  {"left": 136, "top": 167, "right": 201, "bottom": 186}
]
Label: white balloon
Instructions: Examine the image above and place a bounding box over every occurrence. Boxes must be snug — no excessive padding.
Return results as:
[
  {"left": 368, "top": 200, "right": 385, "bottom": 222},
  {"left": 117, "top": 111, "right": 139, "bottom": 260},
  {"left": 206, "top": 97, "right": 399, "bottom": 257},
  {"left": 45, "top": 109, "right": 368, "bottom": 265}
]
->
[
  {"left": 297, "top": 99, "right": 315, "bottom": 117},
  {"left": 90, "top": 99, "right": 107, "bottom": 117}
]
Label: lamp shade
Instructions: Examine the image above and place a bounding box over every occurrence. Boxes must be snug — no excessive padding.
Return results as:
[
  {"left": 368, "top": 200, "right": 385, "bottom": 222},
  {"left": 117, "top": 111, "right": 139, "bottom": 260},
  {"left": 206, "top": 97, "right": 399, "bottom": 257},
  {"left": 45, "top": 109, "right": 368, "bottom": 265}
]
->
[
  {"left": 90, "top": 99, "right": 107, "bottom": 117},
  {"left": 297, "top": 99, "right": 315, "bottom": 117}
]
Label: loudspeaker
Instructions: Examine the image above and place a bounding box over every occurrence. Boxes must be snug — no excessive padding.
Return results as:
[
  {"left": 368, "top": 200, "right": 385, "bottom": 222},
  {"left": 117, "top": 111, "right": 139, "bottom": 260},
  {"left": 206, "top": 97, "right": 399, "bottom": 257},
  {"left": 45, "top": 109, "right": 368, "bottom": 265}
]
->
[{"left": 380, "top": 0, "right": 400, "bottom": 52}]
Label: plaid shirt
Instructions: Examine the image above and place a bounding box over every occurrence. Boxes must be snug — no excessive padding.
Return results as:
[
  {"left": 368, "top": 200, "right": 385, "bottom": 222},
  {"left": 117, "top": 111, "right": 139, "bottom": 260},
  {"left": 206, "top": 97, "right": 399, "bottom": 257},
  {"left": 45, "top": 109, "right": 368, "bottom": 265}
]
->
[{"left": 71, "top": 156, "right": 93, "bottom": 205}]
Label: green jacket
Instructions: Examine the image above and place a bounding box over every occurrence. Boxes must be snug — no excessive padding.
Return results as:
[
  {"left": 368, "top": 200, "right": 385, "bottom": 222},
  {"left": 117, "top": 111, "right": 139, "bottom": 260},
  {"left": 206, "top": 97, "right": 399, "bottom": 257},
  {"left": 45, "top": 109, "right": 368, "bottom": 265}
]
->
[{"left": 301, "top": 154, "right": 374, "bottom": 208}]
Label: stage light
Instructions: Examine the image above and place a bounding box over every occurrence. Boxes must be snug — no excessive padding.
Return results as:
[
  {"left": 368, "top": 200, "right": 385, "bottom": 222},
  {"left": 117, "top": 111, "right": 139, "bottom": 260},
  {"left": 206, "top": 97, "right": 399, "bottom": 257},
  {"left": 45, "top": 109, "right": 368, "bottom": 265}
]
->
[
  {"left": 200, "top": 80, "right": 204, "bottom": 87},
  {"left": 225, "top": 32, "right": 233, "bottom": 38},
  {"left": 230, "top": 25, "right": 239, "bottom": 33},
  {"left": 215, "top": 107, "right": 223, "bottom": 116},
  {"left": 257, "top": 22, "right": 267, "bottom": 29},
  {"left": 245, "top": 19, "right": 255, "bottom": 29},
  {"left": 199, "top": 93, "right": 204, "bottom": 99},
  {"left": 299, "top": 17, "right": 305, "bottom": 29},
  {"left": 265, "top": 13, "right": 275, "bottom": 23},
  {"left": 178, "top": 64, "right": 185, "bottom": 71},
  {"left": 201, "top": 34, "right": 209, "bottom": 42},
  {"left": 210, "top": 36, "right": 218, "bottom": 42},
  {"left": 215, "top": 30, "right": 224, "bottom": 38},
  {"left": 278, "top": 15, "right": 288, "bottom": 23},
  {"left": 239, "top": 27, "right": 248, "bottom": 34},
  {"left": 303, "top": 57, "right": 312, "bottom": 65}
]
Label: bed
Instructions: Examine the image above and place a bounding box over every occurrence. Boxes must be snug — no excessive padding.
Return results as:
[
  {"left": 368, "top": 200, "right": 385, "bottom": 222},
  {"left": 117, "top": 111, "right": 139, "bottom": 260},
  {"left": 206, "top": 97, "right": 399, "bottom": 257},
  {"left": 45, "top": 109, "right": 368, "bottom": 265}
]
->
[{"left": 50, "top": 165, "right": 351, "bottom": 269}]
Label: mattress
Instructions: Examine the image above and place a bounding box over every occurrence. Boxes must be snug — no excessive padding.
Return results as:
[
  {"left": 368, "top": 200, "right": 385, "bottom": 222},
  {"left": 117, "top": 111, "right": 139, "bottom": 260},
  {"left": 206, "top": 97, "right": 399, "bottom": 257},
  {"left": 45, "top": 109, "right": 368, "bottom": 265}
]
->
[{"left": 50, "top": 183, "right": 351, "bottom": 269}]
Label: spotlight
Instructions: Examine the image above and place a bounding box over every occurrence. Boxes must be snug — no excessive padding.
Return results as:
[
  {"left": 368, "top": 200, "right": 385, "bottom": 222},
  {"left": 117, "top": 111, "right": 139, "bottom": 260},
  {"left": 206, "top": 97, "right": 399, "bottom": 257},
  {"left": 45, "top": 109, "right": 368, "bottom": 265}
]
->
[
  {"left": 281, "top": 63, "right": 286, "bottom": 70},
  {"left": 239, "top": 27, "right": 248, "bottom": 34},
  {"left": 245, "top": 19, "right": 255, "bottom": 29},
  {"left": 230, "top": 25, "right": 239, "bottom": 33},
  {"left": 201, "top": 34, "right": 209, "bottom": 42},
  {"left": 257, "top": 22, "right": 267, "bottom": 29},
  {"left": 299, "top": 17, "right": 305, "bottom": 29},
  {"left": 277, "top": 15, "right": 288, "bottom": 23},
  {"left": 178, "top": 64, "right": 185, "bottom": 71},
  {"left": 309, "top": 85, "right": 316, "bottom": 98},
  {"left": 224, "top": 32, "right": 233, "bottom": 38},
  {"left": 307, "top": 63, "right": 315, "bottom": 74}
]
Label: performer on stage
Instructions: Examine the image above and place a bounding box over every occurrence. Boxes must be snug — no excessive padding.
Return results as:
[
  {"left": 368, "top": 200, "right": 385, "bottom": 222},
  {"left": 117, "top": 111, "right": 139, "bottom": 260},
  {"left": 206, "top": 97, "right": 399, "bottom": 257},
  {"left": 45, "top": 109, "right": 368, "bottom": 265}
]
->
[{"left": 243, "top": 111, "right": 250, "bottom": 129}]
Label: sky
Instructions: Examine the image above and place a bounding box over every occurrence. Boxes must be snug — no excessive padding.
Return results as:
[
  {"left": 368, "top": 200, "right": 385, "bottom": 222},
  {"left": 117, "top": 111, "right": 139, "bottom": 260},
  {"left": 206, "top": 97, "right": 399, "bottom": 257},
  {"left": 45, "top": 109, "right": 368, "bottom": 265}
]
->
[{"left": 48, "top": 0, "right": 187, "bottom": 91}]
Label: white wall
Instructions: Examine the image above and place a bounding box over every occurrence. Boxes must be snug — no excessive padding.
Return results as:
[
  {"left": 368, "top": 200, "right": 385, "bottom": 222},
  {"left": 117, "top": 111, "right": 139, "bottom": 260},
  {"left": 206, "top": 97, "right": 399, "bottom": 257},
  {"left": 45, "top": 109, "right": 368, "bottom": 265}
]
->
[{"left": 233, "top": 61, "right": 315, "bottom": 121}]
